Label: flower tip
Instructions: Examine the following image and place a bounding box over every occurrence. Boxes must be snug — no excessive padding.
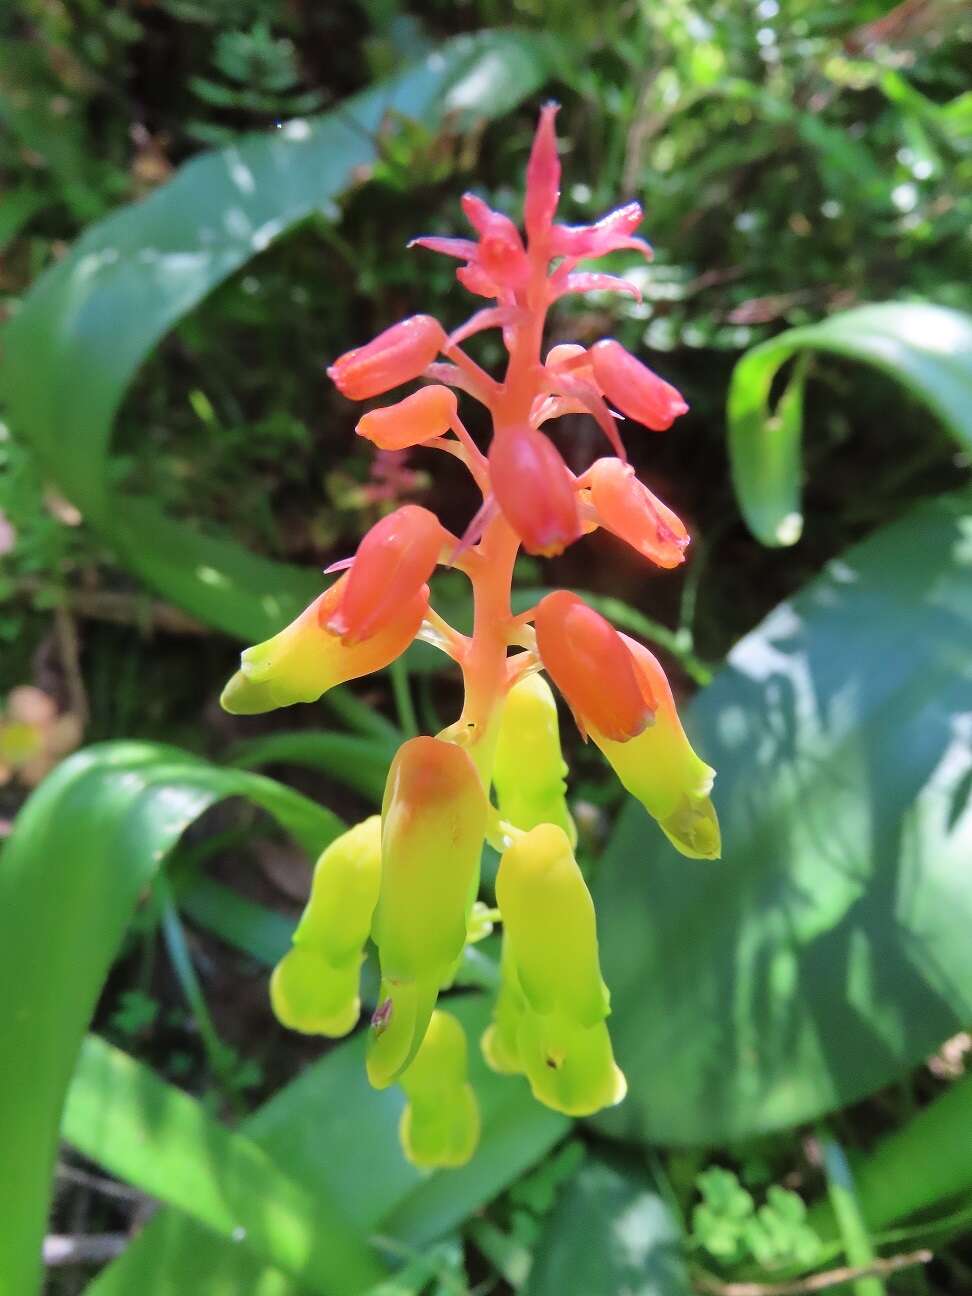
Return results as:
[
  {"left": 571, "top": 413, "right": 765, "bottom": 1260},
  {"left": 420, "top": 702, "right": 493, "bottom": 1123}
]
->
[{"left": 219, "top": 667, "right": 274, "bottom": 716}]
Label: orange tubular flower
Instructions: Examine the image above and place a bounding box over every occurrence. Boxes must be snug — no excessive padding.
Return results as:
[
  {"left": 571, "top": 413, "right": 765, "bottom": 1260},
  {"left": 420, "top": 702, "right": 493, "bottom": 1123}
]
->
[
  {"left": 590, "top": 339, "right": 689, "bottom": 432},
  {"left": 327, "top": 505, "right": 446, "bottom": 645},
  {"left": 533, "top": 592, "right": 654, "bottom": 742},
  {"left": 229, "top": 105, "right": 722, "bottom": 1155},
  {"left": 327, "top": 315, "right": 446, "bottom": 400},
  {"left": 356, "top": 385, "right": 457, "bottom": 450},
  {"left": 586, "top": 458, "right": 689, "bottom": 568},
  {"left": 488, "top": 427, "right": 581, "bottom": 556}
]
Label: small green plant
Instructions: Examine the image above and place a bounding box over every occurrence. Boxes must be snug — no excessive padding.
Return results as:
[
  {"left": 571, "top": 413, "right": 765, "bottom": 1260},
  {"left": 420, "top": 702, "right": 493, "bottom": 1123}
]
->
[{"left": 692, "top": 1167, "right": 822, "bottom": 1271}]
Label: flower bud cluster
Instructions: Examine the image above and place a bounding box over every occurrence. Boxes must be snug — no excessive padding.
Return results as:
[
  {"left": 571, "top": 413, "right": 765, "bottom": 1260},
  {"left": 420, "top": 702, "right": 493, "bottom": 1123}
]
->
[{"left": 223, "top": 105, "right": 720, "bottom": 1167}]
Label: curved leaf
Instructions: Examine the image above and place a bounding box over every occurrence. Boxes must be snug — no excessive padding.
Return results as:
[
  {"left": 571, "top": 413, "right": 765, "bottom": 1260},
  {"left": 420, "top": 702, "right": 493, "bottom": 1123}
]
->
[
  {"left": 593, "top": 488, "right": 972, "bottom": 1145},
  {"left": 0, "top": 742, "right": 345, "bottom": 1296},
  {"left": 727, "top": 303, "right": 972, "bottom": 546},
  {"left": 0, "top": 31, "right": 558, "bottom": 641}
]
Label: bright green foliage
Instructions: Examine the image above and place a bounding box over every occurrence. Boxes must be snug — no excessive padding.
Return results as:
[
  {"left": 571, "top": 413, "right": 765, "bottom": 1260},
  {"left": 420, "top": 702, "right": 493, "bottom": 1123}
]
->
[
  {"left": 398, "top": 1010, "right": 481, "bottom": 1169},
  {"left": 271, "top": 816, "right": 381, "bottom": 1036},
  {"left": 493, "top": 673, "right": 576, "bottom": 844},
  {"left": 692, "top": 1168, "right": 821, "bottom": 1271}
]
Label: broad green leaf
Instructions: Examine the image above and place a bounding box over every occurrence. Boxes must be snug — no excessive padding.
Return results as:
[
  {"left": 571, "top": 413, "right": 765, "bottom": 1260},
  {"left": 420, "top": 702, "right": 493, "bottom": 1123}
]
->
[
  {"left": 592, "top": 489, "right": 972, "bottom": 1145},
  {"left": 228, "top": 730, "right": 397, "bottom": 801},
  {"left": 81, "top": 996, "right": 568, "bottom": 1296},
  {"left": 525, "top": 1156, "right": 690, "bottom": 1296},
  {"left": 0, "top": 31, "right": 558, "bottom": 642},
  {"left": 0, "top": 741, "right": 344, "bottom": 1296},
  {"left": 64, "top": 1036, "right": 385, "bottom": 1294},
  {"left": 727, "top": 303, "right": 972, "bottom": 545}
]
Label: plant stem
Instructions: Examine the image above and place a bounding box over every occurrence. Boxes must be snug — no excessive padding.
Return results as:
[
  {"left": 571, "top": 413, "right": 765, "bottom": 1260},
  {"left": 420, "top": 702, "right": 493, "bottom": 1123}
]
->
[{"left": 818, "top": 1131, "right": 885, "bottom": 1296}]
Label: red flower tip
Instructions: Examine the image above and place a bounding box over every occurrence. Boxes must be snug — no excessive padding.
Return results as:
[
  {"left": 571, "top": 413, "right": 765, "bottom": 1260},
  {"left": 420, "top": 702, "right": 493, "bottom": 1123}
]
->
[
  {"left": 551, "top": 202, "right": 653, "bottom": 261},
  {"left": 328, "top": 316, "right": 445, "bottom": 401},
  {"left": 534, "top": 592, "right": 655, "bottom": 742},
  {"left": 586, "top": 458, "right": 689, "bottom": 568},
  {"left": 590, "top": 340, "right": 688, "bottom": 431},
  {"left": 327, "top": 504, "right": 444, "bottom": 645},
  {"left": 356, "top": 385, "right": 457, "bottom": 451},
  {"left": 488, "top": 427, "right": 581, "bottom": 557},
  {"left": 524, "top": 102, "right": 561, "bottom": 245}
]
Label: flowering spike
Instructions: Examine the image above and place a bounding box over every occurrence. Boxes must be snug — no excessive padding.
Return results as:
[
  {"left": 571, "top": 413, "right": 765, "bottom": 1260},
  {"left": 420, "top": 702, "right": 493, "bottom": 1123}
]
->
[
  {"left": 488, "top": 428, "right": 581, "bottom": 557},
  {"left": 524, "top": 102, "right": 560, "bottom": 245},
  {"left": 367, "top": 737, "right": 487, "bottom": 1086},
  {"left": 534, "top": 591, "right": 653, "bottom": 741},
  {"left": 586, "top": 457, "right": 689, "bottom": 568},
  {"left": 328, "top": 315, "right": 445, "bottom": 400},
  {"left": 355, "top": 385, "right": 456, "bottom": 450},
  {"left": 327, "top": 505, "right": 445, "bottom": 645},
  {"left": 593, "top": 637, "right": 721, "bottom": 860},
  {"left": 398, "top": 1010, "right": 481, "bottom": 1168},
  {"left": 590, "top": 339, "right": 688, "bottom": 432},
  {"left": 270, "top": 816, "right": 381, "bottom": 1036},
  {"left": 220, "top": 576, "right": 425, "bottom": 715},
  {"left": 493, "top": 673, "right": 575, "bottom": 844}
]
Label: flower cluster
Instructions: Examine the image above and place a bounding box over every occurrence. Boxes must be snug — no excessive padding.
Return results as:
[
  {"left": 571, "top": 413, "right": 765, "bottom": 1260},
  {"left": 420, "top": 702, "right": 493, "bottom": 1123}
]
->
[{"left": 222, "top": 106, "right": 719, "bottom": 1168}]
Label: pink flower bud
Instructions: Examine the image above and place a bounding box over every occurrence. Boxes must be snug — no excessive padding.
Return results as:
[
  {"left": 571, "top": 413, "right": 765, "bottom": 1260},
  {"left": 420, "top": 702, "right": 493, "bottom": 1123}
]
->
[
  {"left": 551, "top": 202, "right": 652, "bottom": 260},
  {"left": 488, "top": 428, "right": 581, "bottom": 557},
  {"left": 586, "top": 458, "right": 689, "bottom": 568},
  {"left": 328, "top": 505, "right": 444, "bottom": 645},
  {"left": 355, "top": 385, "right": 457, "bottom": 450},
  {"left": 590, "top": 340, "right": 688, "bottom": 431},
  {"left": 534, "top": 592, "right": 654, "bottom": 742},
  {"left": 524, "top": 103, "right": 561, "bottom": 244},
  {"left": 328, "top": 315, "right": 445, "bottom": 401}
]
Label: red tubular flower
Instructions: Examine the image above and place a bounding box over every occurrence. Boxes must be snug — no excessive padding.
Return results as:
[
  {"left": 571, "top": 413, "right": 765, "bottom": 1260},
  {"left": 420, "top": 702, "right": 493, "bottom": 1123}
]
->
[
  {"left": 356, "top": 385, "right": 457, "bottom": 450},
  {"left": 586, "top": 458, "right": 689, "bottom": 568},
  {"left": 524, "top": 103, "right": 560, "bottom": 245},
  {"left": 488, "top": 428, "right": 581, "bottom": 557},
  {"left": 328, "top": 316, "right": 445, "bottom": 400},
  {"left": 589, "top": 339, "right": 688, "bottom": 432},
  {"left": 534, "top": 591, "right": 655, "bottom": 741},
  {"left": 328, "top": 505, "right": 445, "bottom": 645}
]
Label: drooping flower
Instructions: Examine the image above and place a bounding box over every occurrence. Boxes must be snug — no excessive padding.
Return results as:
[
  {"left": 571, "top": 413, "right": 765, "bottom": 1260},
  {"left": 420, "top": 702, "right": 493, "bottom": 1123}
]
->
[
  {"left": 590, "top": 339, "right": 689, "bottom": 432},
  {"left": 328, "top": 315, "right": 445, "bottom": 400},
  {"left": 585, "top": 457, "right": 689, "bottom": 568},
  {"left": 398, "top": 1009, "right": 481, "bottom": 1169}
]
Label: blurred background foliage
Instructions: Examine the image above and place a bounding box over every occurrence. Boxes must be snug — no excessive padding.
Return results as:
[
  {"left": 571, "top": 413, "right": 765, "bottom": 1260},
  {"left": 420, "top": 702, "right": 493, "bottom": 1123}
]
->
[{"left": 1, "top": 0, "right": 971, "bottom": 1293}]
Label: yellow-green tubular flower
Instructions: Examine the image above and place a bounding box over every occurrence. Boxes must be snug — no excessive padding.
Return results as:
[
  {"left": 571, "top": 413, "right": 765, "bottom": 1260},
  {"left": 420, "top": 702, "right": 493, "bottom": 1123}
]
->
[
  {"left": 493, "top": 823, "right": 625, "bottom": 1117},
  {"left": 398, "top": 1010, "right": 481, "bottom": 1169},
  {"left": 480, "top": 935, "right": 525, "bottom": 1076},
  {"left": 367, "top": 736, "right": 487, "bottom": 1088},
  {"left": 593, "top": 636, "right": 720, "bottom": 860},
  {"left": 493, "top": 674, "right": 576, "bottom": 845},
  {"left": 270, "top": 816, "right": 381, "bottom": 1037},
  {"left": 220, "top": 577, "right": 426, "bottom": 715}
]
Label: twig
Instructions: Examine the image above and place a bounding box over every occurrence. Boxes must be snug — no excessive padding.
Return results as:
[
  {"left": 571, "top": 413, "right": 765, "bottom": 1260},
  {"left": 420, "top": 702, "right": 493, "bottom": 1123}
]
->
[
  {"left": 56, "top": 1161, "right": 147, "bottom": 1203},
  {"left": 19, "top": 580, "right": 208, "bottom": 636},
  {"left": 44, "top": 1233, "right": 128, "bottom": 1266},
  {"left": 53, "top": 601, "right": 89, "bottom": 725},
  {"left": 691, "top": 1250, "right": 932, "bottom": 1296}
]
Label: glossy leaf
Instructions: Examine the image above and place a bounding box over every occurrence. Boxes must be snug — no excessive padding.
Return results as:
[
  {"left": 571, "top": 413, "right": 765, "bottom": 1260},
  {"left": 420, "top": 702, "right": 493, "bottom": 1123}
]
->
[
  {"left": 227, "top": 730, "right": 397, "bottom": 802},
  {"left": 727, "top": 303, "right": 972, "bottom": 546},
  {"left": 0, "top": 741, "right": 343, "bottom": 1296},
  {"left": 525, "top": 1156, "right": 690, "bottom": 1296},
  {"left": 80, "top": 996, "right": 567, "bottom": 1296},
  {"left": 0, "top": 30, "right": 558, "bottom": 641},
  {"left": 593, "top": 489, "right": 972, "bottom": 1144}
]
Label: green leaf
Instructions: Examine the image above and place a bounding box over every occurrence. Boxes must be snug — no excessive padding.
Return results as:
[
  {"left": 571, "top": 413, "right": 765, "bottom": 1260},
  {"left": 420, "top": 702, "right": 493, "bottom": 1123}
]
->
[
  {"left": 592, "top": 488, "right": 972, "bottom": 1145},
  {"left": 64, "top": 1036, "right": 386, "bottom": 1294},
  {"left": 727, "top": 303, "right": 972, "bottom": 546},
  {"left": 228, "top": 730, "right": 397, "bottom": 801},
  {"left": 524, "top": 1156, "right": 690, "bottom": 1296},
  {"left": 80, "top": 996, "right": 567, "bottom": 1296},
  {"left": 0, "top": 31, "right": 558, "bottom": 642},
  {"left": 0, "top": 741, "right": 344, "bottom": 1296}
]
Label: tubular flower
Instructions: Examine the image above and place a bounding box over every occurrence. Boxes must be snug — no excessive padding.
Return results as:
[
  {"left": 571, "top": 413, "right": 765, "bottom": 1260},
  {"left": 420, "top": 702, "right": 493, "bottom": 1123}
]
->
[
  {"left": 493, "top": 825, "right": 625, "bottom": 1116},
  {"left": 221, "top": 576, "right": 427, "bottom": 715},
  {"left": 327, "top": 505, "right": 446, "bottom": 645},
  {"left": 493, "top": 673, "right": 575, "bottom": 845},
  {"left": 367, "top": 737, "right": 488, "bottom": 1088},
  {"left": 224, "top": 107, "right": 721, "bottom": 1164},
  {"left": 398, "top": 1010, "right": 481, "bottom": 1169},
  {"left": 270, "top": 817, "right": 381, "bottom": 1037}
]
